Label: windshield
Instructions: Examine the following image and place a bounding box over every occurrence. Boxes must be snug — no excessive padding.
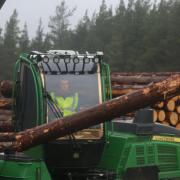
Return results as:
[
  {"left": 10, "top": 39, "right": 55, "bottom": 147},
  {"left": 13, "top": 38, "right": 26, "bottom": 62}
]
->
[{"left": 45, "top": 73, "right": 101, "bottom": 121}]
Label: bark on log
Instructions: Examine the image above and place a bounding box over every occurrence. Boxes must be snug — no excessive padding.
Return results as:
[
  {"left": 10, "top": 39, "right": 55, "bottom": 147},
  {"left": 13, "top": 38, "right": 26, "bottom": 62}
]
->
[
  {"left": 0, "top": 80, "right": 13, "bottom": 98},
  {"left": 0, "top": 132, "right": 16, "bottom": 141},
  {"left": 153, "top": 110, "right": 158, "bottom": 122},
  {"left": 0, "top": 121, "right": 13, "bottom": 132},
  {"left": 0, "top": 98, "right": 12, "bottom": 109},
  {"left": 153, "top": 102, "right": 164, "bottom": 109},
  {"left": 0, "top": 115, "right": 12, "bottom": 121},
  {"left": 0, "top": 110, "right": 12, "bottom": 116},
  {"left": 112, "top": 89, "right": 135, "bottom": 96},
  {"left": 176, "top": 106, "right": 180, "bottom": 114},
  {"left": 111, "top": 72, "right": 180, "bottom": 77},
  {"left": 111, "top": 75, "right": 167, "bottom": 85},
  {"left": 0, "top": 74, "right": 179, "bottom": 152},
  {"left": 176, "top": 123, "right": 180, "bottom": 130},
  {"left": 172, "top": 95, "right": 180, "bottom": 102},
  {"left": 161, "top": 121, "right": 170, "bottom": 126}
]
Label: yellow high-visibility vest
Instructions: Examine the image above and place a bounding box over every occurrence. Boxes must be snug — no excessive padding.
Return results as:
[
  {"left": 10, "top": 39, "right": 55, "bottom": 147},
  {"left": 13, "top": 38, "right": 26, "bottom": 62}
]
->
[{"left": 51, "top": 92, "right": 79, "bottom": 117}]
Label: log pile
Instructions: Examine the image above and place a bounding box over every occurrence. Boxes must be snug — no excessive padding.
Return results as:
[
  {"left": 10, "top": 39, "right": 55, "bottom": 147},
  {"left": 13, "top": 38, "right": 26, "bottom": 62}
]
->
[
  {"left": 0, "top": 81, "right": 13, "bottom": 132},
  {"left": 111, "top": 72, "right": 180, "bottom": 129},
  {"left": 111, "top": 72, "right": 180, "bottom": 97},
  {"left": 153, "top": 96, "right": 180, "bottom": 129}
]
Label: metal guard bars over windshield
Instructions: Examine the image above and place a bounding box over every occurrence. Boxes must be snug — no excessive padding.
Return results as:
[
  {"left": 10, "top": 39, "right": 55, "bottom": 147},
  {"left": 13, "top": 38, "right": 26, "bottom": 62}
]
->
[{"left": 29, "top": 50, "right": 104, "bottom": 75}]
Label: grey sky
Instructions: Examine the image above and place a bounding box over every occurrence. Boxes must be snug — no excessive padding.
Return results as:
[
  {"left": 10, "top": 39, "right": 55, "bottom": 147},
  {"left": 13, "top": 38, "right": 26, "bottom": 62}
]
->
[{"left": 0, "top": 0, "right": 121, "bottom": 38}]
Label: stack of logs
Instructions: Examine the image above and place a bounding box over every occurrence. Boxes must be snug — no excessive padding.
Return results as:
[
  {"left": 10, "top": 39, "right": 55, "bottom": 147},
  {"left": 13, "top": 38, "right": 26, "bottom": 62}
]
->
[
  {"left": 111, "top": 72, "right": 180, "bottom": 129},
  {"left": 0, "top": 80, "right": 13, "bottom": 132},
  {"left": 153, "top": 96, "right": 180, "bottom": 129}
]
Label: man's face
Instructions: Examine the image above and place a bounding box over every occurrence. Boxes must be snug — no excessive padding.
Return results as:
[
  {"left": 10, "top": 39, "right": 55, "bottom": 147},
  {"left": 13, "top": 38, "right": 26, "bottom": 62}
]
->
[{"left": 61, "top": 80, "right": 70, "bottom": 92}]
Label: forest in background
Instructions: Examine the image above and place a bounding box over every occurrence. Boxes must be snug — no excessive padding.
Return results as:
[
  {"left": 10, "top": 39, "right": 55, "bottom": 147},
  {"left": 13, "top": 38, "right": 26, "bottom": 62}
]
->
[{"left": 0, "top": 0, "right": 180, "bottom": 80}]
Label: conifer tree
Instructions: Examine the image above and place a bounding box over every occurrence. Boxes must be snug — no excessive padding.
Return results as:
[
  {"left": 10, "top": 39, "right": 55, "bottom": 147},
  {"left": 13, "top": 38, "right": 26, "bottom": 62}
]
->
[
  {"left": 3, "top": 9, "right": 20, "bottom": 79},
  {"left": 19, "top": 23, "right": 30, "bottom": 53},
  {"left": 48, "top": 0, "right": 75, "bottom": 49},
  {"left": 31, "top": 18, "right": 44, "bottom": 51}
]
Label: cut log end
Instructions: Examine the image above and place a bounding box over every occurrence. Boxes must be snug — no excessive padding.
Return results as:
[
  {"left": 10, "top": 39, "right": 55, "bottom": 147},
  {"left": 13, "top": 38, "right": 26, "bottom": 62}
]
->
[{"left": 157, "top": 110, "right": 166, "bottom": 122}]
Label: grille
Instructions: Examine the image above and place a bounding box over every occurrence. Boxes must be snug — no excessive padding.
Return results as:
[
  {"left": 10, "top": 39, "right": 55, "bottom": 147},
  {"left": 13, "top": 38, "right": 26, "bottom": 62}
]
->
[
  {"left": 136, "top": 146, "right": 145, "bottom": 165},
  {"left": 147, "top": 145, "right": 155, "bottom": 164},
  {"left": 157, "top": 145, "right": 178, "bottom": 172}
]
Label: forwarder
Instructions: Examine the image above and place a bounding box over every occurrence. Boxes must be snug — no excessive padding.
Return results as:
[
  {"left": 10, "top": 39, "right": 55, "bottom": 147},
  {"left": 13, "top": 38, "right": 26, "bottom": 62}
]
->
[
  {"left": 1, "top": 1, "right": 180, "bottom": 179},
  {"left": 0, "top": 50, "right": 175, "bottom": 180}
]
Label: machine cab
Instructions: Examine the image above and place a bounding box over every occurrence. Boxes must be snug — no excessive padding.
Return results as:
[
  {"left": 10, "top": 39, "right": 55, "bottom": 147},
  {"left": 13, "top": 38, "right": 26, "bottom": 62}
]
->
[
  {"left": 13, "top": 50, "right": 110, "bottom": 139},
  {"left": 41, "top": 50, "right": 104, "bottom": 139}
]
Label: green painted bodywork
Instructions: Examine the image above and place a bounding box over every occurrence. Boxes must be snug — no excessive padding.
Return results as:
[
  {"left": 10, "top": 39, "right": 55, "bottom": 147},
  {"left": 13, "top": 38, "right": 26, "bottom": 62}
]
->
[
  {"left": 99, "top": 131, "right": 180, "bottom": 179},
  {"left": 1, "top": 52, "right": 179, "bottom": 180},
  {"left": 0, "top": 158, "right": 51, "bottom": 180}
]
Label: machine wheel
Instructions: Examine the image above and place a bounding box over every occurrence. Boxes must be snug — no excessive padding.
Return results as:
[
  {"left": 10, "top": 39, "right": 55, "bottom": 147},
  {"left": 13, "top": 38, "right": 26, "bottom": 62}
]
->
[{"left": 123, "top": 167, "right": 159, "bottom": 180}]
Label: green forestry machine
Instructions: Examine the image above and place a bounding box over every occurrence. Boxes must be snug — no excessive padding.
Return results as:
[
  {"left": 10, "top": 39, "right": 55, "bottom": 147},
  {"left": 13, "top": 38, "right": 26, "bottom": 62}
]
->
[
  {"left": 1, "top": 1, "right": 180, "bottom": 180},
  {"left": 0, "top": 50, "right": 178, "bottom": 180}
]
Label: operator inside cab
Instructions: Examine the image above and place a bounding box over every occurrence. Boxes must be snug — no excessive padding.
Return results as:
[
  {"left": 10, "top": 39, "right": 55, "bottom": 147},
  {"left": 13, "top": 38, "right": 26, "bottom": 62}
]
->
[{"left": 50, "top": 80, "right": 79, "bottom": 117}]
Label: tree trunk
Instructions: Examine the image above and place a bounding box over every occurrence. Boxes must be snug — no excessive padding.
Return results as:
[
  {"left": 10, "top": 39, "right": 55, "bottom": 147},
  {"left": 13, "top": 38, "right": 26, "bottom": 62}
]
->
[{"left": 0, "top": 74, "right": 180, "bottom": 152}]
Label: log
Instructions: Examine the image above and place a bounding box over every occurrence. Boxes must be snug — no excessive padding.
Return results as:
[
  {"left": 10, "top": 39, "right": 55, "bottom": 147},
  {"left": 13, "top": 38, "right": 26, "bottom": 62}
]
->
[
  {"left": 0, "top": 80, "right": 13, "bottom": 98},
  {"left": 112, "top": 84, "right": 146, "bottom": 89},
  {"left": 165, "top": 100, "right": 175, "bottom": 111},
  {"left": 176, "top": 123, "right": 180, "bottom": 130},
  {"left": 176, "top": 106, "right": 180, "bottom": 114},
  {"left": 0, "top": 132, "right": 16, "bottom": 141},
  {"left": 112, "top": 85, "right": 145, "bottom": 97},
  {"left": 0, "top": 98, "right": 12, "bottom": 109},
  {"left": 111, "top": 72, "right": 180, "bottom": 77},
  {"left": 166, "top": 112, "right": 178, "bottom": 126},
  {"left": 0, "top": 110, "right": 12, "bottom": 116},
  {"left": 0, "top": 115, "right": 12, "bottom": 121},
  {"left": 0, "top": 121, "right": 13, "bottom": 132},
  {"left": 0, "top": 74, "right": 178, "bottom": 152},
  {"left": 153, "top": 110, "right": 158, "bottom": 122},
  {"left": 161, "top": 121, "right": 170, "bottom": 126},
  {"left": 157, "top": 110, "right": 166, "bottom": 122},
  {"left": 153, "top": 101, "right": 164, "bottom": 109},
  {"left": 112, "top": 88, "right": 134, "bottom": 96},
  {"left": 111, "top": 75, "right": 167, "bottom": 85},
  {"left": 171, "top": 95, "right": 180, "bottom": 102}
]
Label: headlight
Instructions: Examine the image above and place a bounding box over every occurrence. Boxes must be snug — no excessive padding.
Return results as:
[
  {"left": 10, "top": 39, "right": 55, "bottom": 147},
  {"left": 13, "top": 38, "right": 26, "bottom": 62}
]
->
[
  {"left": 43, "top": 56, "right": 49, "bottom": 63},
  {"left": 64, "top": 58, "right": 70, "bottom": 64},
  {"left": 84, "top": 57, "right": 90, "bottom": 64},
  {"left": 53, "top": 56, "right": 59, "bottom": 63},
  {"left": 93, "top": 57, "right": 100, "bottom": 64},
  {"left": 73, "top": 57, "right": 79, "bottom": 64}
]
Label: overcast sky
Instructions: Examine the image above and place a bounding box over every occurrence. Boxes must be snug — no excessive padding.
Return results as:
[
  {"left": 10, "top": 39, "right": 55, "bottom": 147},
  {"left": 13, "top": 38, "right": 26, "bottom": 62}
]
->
[{"left": 0, "top": 0, "right": 123, "bottom": 38}]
